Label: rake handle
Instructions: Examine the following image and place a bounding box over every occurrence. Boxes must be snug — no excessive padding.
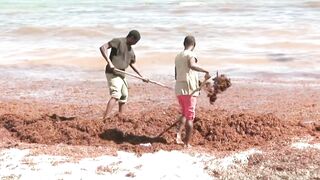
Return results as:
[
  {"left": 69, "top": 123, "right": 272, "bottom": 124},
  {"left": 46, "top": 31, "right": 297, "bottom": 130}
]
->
[{"left": 113, "top": 68, "right": 173, "bottom": 89}]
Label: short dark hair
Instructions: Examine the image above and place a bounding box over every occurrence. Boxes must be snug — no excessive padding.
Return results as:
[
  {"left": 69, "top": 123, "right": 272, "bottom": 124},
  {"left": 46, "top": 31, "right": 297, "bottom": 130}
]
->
[
  {"left": 183, "top": 35, "right": 195, "bottom": 47},
  {"left": 127, "top": 30, "right": 141, "bottom": 41}
]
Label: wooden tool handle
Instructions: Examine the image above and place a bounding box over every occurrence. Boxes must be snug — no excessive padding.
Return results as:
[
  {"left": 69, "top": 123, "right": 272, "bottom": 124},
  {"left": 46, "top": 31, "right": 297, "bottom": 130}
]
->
[{"left": 113, "top": 68, "right": 173, "bottom": 89}]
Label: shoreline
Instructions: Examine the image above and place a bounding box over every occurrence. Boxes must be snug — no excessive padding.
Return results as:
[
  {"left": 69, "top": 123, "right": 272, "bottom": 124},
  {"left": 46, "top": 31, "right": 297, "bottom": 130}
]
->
[{"left": 1, "top": 56, "right": 320, "bottom": 83}]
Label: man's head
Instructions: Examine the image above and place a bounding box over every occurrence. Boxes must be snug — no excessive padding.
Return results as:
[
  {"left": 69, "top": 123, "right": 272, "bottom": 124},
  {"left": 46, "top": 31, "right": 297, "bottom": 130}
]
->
[
  {"left": 183, "top": 35, "right": 196, "bottom": 50},
  {"left": 126, "top": 30, "right": 141, "bottom": 45}
]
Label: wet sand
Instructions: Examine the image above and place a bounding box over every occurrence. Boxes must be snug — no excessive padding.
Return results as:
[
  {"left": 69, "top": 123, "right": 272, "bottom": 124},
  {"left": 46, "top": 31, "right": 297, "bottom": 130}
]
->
[{"left": 0, "top": 64, "right": 320, "bottom": 178}]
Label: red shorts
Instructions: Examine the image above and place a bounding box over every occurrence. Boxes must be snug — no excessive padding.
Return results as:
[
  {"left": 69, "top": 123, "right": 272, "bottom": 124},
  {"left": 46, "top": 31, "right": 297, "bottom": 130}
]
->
[{"left": 177, "top": 95, "right": 197, "bottom": 121}]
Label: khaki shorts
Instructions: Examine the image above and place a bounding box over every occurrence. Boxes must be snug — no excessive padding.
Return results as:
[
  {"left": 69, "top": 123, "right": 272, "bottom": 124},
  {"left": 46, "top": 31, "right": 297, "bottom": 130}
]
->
[{"left": 106, "top": 73, "right": 128, "bottom": 103}]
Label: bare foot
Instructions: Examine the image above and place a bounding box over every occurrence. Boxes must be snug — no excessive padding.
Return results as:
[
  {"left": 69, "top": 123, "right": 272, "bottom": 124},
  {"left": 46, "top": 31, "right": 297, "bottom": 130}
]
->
[
  {"left": 115, "top": 113, "right": 125, "bottom": 121},
  {"left": 184, "top": 144, "right": 192, "bottom": 148},
  {"left": 176, "top": 134, "right": 184, "bottom": 145}
]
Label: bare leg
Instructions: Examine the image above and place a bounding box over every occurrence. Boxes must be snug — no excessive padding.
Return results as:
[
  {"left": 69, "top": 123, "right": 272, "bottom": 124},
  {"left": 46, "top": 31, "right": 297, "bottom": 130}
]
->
[
  {"left": 103, "top": 97, "right": 118, "bottom": 119},
  {"left": 176, "top": 116, "right": 186, "bottom": 145},
  {"left": 118, "top": 102, "right": 126, "bottom": 116},
  {"left": 185, "top": 120, "right": 193, "bottom": 147}
]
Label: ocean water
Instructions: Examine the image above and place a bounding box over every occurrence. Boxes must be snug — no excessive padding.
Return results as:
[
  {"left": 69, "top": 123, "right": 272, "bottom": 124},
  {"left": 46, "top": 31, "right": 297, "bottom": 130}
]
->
[{"left": 0, "top": 0, "right": 320, "bottom": 76}]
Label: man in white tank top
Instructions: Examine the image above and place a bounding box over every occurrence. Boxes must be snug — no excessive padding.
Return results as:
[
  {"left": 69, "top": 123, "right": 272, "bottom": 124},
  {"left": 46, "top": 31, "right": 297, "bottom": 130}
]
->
[{"left": 175, "top": 35, "right": 211, "bottom": 147}]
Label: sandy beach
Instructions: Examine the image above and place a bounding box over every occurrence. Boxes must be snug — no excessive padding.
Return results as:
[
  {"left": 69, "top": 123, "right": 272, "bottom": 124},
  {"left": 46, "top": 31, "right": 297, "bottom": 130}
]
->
[
  {"left": 1, "top": 0, "right": 320, "bottom": 179},
  {"left": 0, "top": 62, "right": 319, "bottom": 179}
]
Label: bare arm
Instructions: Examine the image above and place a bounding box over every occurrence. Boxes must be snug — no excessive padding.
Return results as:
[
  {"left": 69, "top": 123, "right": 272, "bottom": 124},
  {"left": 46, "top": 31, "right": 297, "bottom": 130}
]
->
[
  {"left": 188, "top": 57, "right": 209, "bottom": 74},
  {"left": 130, "top": 64, "right": 142, "bottom": 77},
  {"left": 99, "top": 43, "right": 114, "bottom": 69},
  {"left": 130, "top": 64, "right": 149, "bottom": 82},
  {"left": 188, "top": 57, "right": 211, "bottom": 80}
]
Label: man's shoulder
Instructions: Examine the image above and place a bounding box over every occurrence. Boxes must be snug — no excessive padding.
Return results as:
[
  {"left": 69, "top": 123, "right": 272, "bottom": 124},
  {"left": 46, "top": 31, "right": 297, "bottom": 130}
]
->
[
  {"left": 176, "top": 50, "right": 196, "bottom": 60},
  {"left": 118, "top": 37, "right": 126, "bottom": 42},
  {"left": 175, "top": 51, "right": 183, "bottom": 60},
  {"left": 108, "top": 37, "right": 127, "bottom": 49},
  {"left": 183, "top": 50, "right": 196, "bottom": 57},
  {"left": 109, "top": 37, "right": 125, "bottom": 43}
]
